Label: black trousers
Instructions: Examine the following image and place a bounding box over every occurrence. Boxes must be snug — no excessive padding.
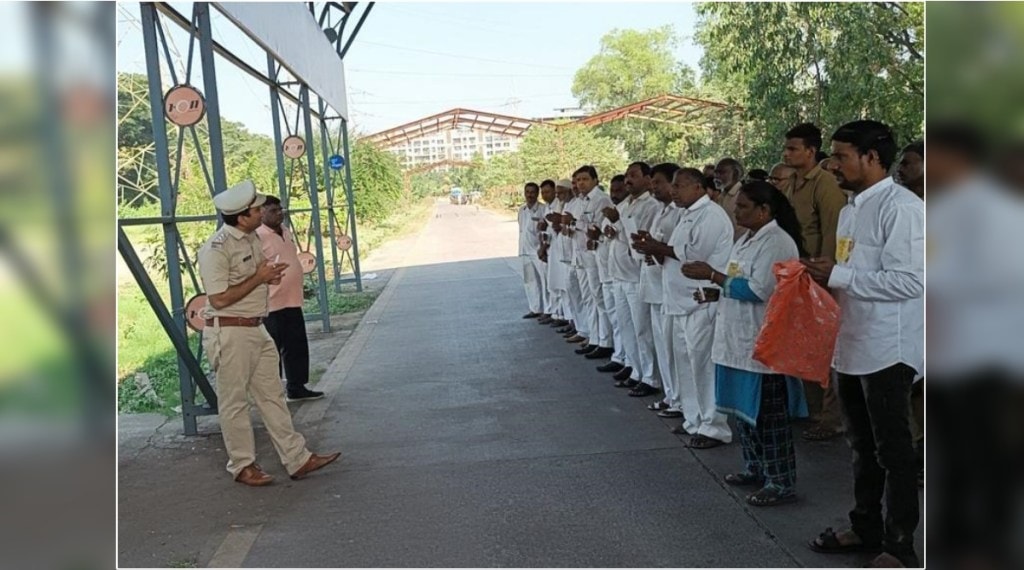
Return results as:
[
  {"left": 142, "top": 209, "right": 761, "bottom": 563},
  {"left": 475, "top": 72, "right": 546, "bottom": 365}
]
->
[
  {"left": 836, "top": 363, "right": 920, "bottom": 567},
  {"left": 263, "top": 307, "right": 309, "bottom": 392}
]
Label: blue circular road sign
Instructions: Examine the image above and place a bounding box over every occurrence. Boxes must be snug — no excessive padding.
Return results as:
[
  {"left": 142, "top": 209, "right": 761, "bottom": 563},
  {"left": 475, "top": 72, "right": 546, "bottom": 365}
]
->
[{"left": 329, "top": 154, "right": 345, "bottom": 170}]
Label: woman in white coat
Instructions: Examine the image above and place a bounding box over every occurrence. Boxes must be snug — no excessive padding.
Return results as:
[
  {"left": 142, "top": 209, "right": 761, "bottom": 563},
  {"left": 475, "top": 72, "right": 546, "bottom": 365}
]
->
[{"left": 682, "top": 181, "right": 809, "bottom": 507}]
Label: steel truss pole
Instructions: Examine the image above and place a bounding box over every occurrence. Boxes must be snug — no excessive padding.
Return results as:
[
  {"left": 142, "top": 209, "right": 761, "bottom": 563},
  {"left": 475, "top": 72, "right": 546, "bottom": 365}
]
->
[
  {"left": 140, "top": 2, "right": 199, "bottom": 434},
  {"left": 318, "top": 97, "right": 342, "bottom": 291},
  {"left": 341, "top": 118, "right": 363, "bottom": 292},
  {"left": 196, "top": 3, "right": 228, "bottom": 197},
  {"left": 268, "top": 56, "right": 289, "bottom": 208},
  {"left": 301, "top": 85, "right": 332, "bottom": 332}
]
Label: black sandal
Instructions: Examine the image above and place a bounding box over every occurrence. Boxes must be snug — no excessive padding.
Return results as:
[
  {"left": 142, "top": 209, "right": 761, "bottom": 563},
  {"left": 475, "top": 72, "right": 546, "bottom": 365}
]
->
[
  {"left": 802, "top": 425, "right": 841, "bottom": 441},
  {"left": 746, "top": 487, "right": 797, "bottom": 507},
  {"left": 687, "top": 435, "right": 725, "bottom": 449},
  {"left": 724, "top": 472, "right": 763, "bottom": 487},
  {"left": 808, "top": 527, "right": 882, "bottom": 554},
  {"left": 647, "top": 401, "right": 670, "bottom": 411}
]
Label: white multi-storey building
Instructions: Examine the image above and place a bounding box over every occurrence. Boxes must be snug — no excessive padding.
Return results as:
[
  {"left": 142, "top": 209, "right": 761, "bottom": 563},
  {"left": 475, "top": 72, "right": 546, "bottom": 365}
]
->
[{"left": 386, "top": 126, "right": 521, "bottom": 168}]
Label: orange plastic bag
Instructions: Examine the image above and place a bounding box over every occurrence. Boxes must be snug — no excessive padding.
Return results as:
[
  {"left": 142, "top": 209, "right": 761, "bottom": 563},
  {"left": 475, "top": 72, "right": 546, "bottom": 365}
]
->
[{"left": 753, "top": 260, "right": 841, "bottom": 386}]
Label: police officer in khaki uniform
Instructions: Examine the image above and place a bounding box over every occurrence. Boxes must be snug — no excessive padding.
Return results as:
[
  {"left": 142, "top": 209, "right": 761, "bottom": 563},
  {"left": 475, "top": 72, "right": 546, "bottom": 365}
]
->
[{"left": 198, "top": 180, "right": 340, "bottom": 486}]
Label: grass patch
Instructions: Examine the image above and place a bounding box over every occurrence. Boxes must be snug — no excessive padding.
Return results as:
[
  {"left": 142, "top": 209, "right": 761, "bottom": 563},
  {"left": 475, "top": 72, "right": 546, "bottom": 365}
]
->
[
  {"left": 305, "top": 287, "right": 379, "bottom": 316},
  {"left": 310, "top": 366, "right": 327, "bottom": 385}
]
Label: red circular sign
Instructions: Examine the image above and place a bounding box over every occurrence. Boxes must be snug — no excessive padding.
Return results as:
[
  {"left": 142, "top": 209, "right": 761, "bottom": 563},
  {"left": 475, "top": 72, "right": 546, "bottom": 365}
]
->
[
  {"left": 184, "top": 294, "right": 209, "bottom": 332},
  {"left": 297, "top": 251, "right": 317, "bottom": 274},
  {"left": 163, "top": 85, "right": 206, "bottom": 127},
  {"left": 283, "top": 135, "right": 306, "bottom": 160}
]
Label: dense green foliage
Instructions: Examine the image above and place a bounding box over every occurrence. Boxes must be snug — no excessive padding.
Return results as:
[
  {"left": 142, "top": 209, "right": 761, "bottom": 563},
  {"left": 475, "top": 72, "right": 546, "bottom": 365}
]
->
[
  {"left": 694, "top": 1, "right": 924, "bottom": 167},
  {"left": 572, "top": 26, "right": 699, "bottom": 164}
]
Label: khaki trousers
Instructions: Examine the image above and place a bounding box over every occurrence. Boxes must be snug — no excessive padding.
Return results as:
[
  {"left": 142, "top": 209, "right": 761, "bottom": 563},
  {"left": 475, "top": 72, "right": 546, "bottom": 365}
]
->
[{"left": 203, "top": 324, "right": 312, "bottom": 477}]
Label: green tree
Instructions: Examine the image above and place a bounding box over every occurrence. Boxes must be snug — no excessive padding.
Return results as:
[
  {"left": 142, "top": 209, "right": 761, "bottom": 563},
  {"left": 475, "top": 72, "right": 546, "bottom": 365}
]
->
[
  {"left": 695, "top": 1, "right": 923, "bottom": 168},
  {"left": 348, "top": 137, "right": 404, "bottom": 224},
  {"left": 571, "top": 27, "right": 698, "bottom": 162},
  {"left": 517, "top": 124, "right": 628, "bottom": 184}
]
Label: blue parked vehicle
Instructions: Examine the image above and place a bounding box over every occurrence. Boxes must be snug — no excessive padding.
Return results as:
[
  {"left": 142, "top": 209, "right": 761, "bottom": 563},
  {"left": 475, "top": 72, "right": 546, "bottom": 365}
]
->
[{"left": 449, "top": 187, "right": 467, "bottom": 205}]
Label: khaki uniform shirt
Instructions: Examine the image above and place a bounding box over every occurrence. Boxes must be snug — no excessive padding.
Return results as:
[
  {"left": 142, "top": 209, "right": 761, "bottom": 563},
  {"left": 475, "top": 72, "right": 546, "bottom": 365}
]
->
[
  {"left": 784, "top": 164, "right": 848, "bottom": 260},
  {"left": 716, "top": 182, "right": 744, "bottom": 242},
  {"left": 197, "top": 224, "right": 269, "bottom": 318}
]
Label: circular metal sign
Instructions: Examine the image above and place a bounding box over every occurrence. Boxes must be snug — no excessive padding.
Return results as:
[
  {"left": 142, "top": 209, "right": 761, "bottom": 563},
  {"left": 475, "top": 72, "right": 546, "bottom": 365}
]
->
[
  {"left": 163, "top": 85, "right": 206, "bottom": 127},
  {"left": 336, "top": 234, "right": 352, "bottom": 251},
  {"left": 282, "top": 135, "right": 306, "bottom": 160},
  {"left": 297, "top": 251, "right": 317, "bottom": 274},
  {"left": 184, "top": 294, "right": 209, "bottom": 332},
  {"left": 329, "top": 154, "right": 345, "bottom": 170}
]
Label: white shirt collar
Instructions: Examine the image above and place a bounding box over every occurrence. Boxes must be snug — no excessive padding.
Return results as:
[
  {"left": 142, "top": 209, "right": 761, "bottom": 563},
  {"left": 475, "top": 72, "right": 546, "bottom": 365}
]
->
[
  {"left": 683, "top": 194, "right": 711, "bottom": 213},
  {"left": 743, "top": 219, "right": 779, "bottom": 245},
  {"left": 851, "top": 176, "right": 893, "bottom": 207}
]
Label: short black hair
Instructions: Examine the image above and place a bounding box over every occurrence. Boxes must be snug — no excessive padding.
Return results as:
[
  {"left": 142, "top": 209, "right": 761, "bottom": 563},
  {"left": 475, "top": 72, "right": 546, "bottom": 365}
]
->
[
  {"left": 651, "top": 162, "right": 681, "bottom": 182},
  {"left": 746, "top": 168, "right": 769, "bottom": 181},
  {"left": 628, "top": 161, "right": 652, "bottom": 176},
  {"left": 831, "top": 120, "right": 899, "bottom": 170},
  {"left": 927, "top": 122, "right": 986, "bottom": 163},
  {"left": 540, "top": 179, "right": 556, "bottom": 189},
  {"left": 221, "top": 208, "right": 258, "bottom": 227},
  {"left": 673, "top": 167, "right": 704, "bottom": 185},
  {"left": 611, "top": 174, "right": 626, "bottom": 184},
  {"left": 903, "top": 140, "right": 923, "bottom": 158},
  {"left": 524, "top": 182, "right": 540, "bottom": 191},
  {"left": 264, "top": 195, "right": 282, "bottom": 207},
  {"left": 573, "top": 165, "right": 599, "bottom": 181},
  {"left": 785, "top": 122, "right": 824, "bottom": 154}
]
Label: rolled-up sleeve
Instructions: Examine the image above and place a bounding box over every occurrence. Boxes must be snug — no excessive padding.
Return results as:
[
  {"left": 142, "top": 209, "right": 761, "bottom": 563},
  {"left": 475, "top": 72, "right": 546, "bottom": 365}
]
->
[{"left": 828, "top": 202, "right": 924, "bottom": 301}]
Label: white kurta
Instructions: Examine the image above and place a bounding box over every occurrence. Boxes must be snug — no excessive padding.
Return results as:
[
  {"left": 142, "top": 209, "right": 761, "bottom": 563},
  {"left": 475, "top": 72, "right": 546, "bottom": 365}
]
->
[{"left": 711, "top": 219, "right": 800, "bottom": 374}]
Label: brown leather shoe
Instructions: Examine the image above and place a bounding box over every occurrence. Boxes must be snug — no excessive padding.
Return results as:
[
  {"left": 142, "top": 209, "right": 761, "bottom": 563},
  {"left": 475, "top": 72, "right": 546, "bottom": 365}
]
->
[
  {"left": 565, "top": 335, "right": 587, "bottom": 344},
  {"left": 290, "top": 452, "right": 341, "bottom": 480},
  {"left": 234, "top": 464, "right": 274, "bottom": 487}
]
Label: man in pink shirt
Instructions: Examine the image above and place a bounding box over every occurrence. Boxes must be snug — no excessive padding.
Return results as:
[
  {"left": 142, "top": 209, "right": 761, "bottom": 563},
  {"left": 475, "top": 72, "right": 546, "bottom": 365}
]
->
[{"left": 256, "top": 196, "right": 324, "bottom": 401}]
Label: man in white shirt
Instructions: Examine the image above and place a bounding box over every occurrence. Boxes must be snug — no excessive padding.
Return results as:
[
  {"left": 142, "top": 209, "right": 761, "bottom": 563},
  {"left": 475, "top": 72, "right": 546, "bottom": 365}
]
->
[
  {"left": 628, "top": 163, "right": 681, "bottom": 399},
  {"left": 562, "top": 180, "right": 590, "bottom": 345},
  {"left": 803, "top": 120, "right": 923, "bottom": 569},
  {"left": 568, "top": 166, "right": 615, "bottom": 359},
  {"left": 642, "top": 168, "right": 734, "bottom": 447},
  {"left": 517, "top": 182, "right": 545, "bottom": 319},
  {"left": 585, "top": 174, "right": 630, "bottom": 366},
  {"left": 544, "top": 180, "right": 577, "bottom": 334},
  {"left": 601, "top": 162, "right": 660, "bottom": 387},
  {"left": 536, "top": 180, "right": 559, "bottom": 325}
]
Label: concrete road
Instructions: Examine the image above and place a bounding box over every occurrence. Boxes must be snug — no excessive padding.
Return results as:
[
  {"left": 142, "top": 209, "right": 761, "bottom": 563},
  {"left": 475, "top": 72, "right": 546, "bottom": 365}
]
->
[{"left": 118, "top": 202, "right": 922, "bottom": 567}]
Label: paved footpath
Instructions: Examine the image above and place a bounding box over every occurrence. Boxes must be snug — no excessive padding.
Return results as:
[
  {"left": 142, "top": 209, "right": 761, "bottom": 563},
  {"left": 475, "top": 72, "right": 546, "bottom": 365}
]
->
[{"left": 118, "top": 202, "right": 922, "bottom": 567}]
